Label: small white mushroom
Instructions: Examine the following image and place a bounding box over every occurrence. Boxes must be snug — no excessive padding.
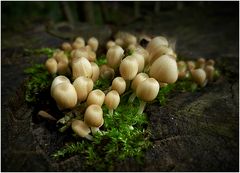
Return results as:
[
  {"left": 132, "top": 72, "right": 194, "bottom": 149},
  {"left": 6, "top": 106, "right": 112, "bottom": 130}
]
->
[{"left": 71, "top": 120, "right": 93, "bottom": 140}]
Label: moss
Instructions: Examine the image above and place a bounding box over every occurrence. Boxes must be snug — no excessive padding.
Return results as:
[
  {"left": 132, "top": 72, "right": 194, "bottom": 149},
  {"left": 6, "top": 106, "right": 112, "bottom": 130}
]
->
[
  {"left": 52, "top": 93, "right": 151, "bottom": 171},
  {"left": 24, "top": 64, "right": 55, "bottom": 104}
]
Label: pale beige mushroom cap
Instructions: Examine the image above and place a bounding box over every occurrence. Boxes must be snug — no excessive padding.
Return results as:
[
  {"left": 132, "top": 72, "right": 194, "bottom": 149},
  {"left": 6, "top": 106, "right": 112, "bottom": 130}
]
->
[
  {"left": 131, "top": 73, "right": 149, "bottom": 91},
  {"left": 149, "top": 55, "right": 178, "bottom": 84},
  {"left": 45, "top": 58, "right": 57, "bottom": 74},
  {"left": 71, "top": 120, "right": 91, "bottom": 137},
  {"left": 106, "top": 45, "right": 124, "bottom": 69},
  {"left": 52, "top": 82, "right": 78, "bottom": 110},
  {"left": 86, "top": 89, "right": 105, "bottom": 106},
  {"left": 191, "top": 68, "right": 207, "bottom": 86},
  {"left": 51, "top": 75, "right": 70, "bottom": 96},
  {"left": 119, "top": 56, "right": 138, "bottom": 80},
  {"left": 72, "top": 57, "right": 92, "bottom": 80},
  {"left": 87, "top": 37, "right": 99, "bottom": 52},
  {"left": 84, "top": 104, "right": 103, "bottom": 127},
  {"left": 73, "top": 76, "right": 94, "bottom": 102},
  {"left": 104, "top": 90, "right": 120, "bottom": 110},
  {"left": 136, "top": 78, "right": 160, "bottom": 102},
  {"left": 111, "top": 77, "right": 126, "bottom": 95},
  {"left": 146, "top": 36, "right": 169, "bottom": 53}
]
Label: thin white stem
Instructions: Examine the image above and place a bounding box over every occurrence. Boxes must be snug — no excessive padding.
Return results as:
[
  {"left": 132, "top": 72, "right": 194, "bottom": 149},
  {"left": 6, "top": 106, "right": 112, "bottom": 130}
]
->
[
  {"left": 85, "top": 134, "right": 93, "bottom": 141},
  {"left": 128, "top": 92, "right": 136, "bottom": 103},
  {"left": 109, "top": 109, "right": 113, "bottom": 116},
  {"left": 91, "top": 127, "right": 102, "bottom": 135},
  {"left": 137, "top": 101, "right": 146, "bottom": 114}
]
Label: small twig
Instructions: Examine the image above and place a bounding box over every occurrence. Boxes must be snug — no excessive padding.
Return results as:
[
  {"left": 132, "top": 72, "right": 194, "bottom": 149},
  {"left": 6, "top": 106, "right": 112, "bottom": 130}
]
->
[{"left": 38, "top": 110, "right": 57, "bottom": 121}]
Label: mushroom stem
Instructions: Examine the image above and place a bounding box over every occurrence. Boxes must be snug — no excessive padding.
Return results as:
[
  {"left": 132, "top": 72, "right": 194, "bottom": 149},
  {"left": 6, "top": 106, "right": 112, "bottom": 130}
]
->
[
  {"left": 138, "top": 100, "right": 146, "bottom": 114},
  {"left": 109, "top": 109, "right": 113, "bottom": 116},
  {"left": 91, "top": 127, "right": 102, "bottom": 135},
  {"left": 128, "top": 92, "right": 136, "bottom": 103},
  {"left": 85, "top": 134, "right": 93, "bottom": 141}
]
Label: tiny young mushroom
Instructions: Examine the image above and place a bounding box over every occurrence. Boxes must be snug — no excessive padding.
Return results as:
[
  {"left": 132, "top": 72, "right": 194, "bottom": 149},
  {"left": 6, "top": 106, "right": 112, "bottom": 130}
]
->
[
  {"left": 106, "top": 40, "right": 116, "bottom": 50},
  {"left": 191, "top": 68, "right": 207, "bottom": 87},
  {"left": 73, "top": 76, "right": 94, "bottom": 103},
  {"left": 104, "top": 90, "right": 120, "bottom": 115},
  {"left": 45, "top": 58, "right": 57, "bottom": 74},
  {"left": 196, "top": 57, "right": 206, "bottom": 69},
  {"left": 84, "top": 104, "right": 104, "bottom": 134},
  {"left": 187, "top": 60, "right": 196, "bottom": 70},
  {"left": 86, "top": 89, "right": 105, "bottom": 106},
  {"left": 128, "top": 72, "right": 149, "bottom": 103},
  {"left": 177, "top": 60, "right": 188, "bottom": 79},
  {"left": 136, "top": 78, "right": 160, "bottom": 114},
  {"left": 106, "top": 45, "right": 124, "bottom": 70},
  {"left": 61, "top": 42, "right": 72, "bottom": 51},
  {"left": 149, "top": 55, "right": 178, "bottom": 84},
  {"left": 52, "top": 82, "right": 78, "bottom": 110},
  {"left": 87, "top": 37, "right": 99, "bottom": 52},
  {"left": 71, "top": 119, "right": 93, "bottom": 140},
  {"left": 51, "top": 75, "right": 70, "bottom": 96},
  {"left": 99, "top": 64, "right": 115, "bottom": 80},
  {"left": 206, "top": 59, "right": 215, "bottom": 66},
  {"left": 204, "top": 65, "right": 215, "bottom": 82},
  {"left": 111, "top": 77, "right": 126, "bottom": 95},
  {"left": 71, "top": 57, "right": 92, "bottom": 80},
  {"left": 57, "top": 61, "right": 70, "bottom": 75}
]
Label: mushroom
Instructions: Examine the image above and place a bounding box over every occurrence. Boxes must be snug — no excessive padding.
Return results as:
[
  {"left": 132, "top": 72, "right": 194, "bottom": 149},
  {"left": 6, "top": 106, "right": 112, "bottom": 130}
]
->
[
  {"left": 177, "top": 60, "right": 187, "bottom": 79},
  {"left": 134, "top": 46, "right": 150, "bottom": 66},
  {"left": 90, "top": 62, "right": 100, "bottom": 82},
  {"left": 100, "top": 64, "right": 115, "bottom": 80},
  {"left": 72, "top": 37, "right": 85, "bottom": 49},
  {"left": 45, "top": 58, "right": 57, "bottom": 74},
  {"left": 73, "top": 76, "right": 94, "bottom": 103},
  {"left": 149, "top": 55, "right": 178, "bottom": 84},
  {"left": 71, "top": 48, "right": 89, "bottom": 60},
  {"left": 61, "top": 42, "right": 72, "bottom": 51},
  {"left": 51, "top": 82, "right": 78, "bottom": 110},
  {"left": 106, "top": 45, "right": 124, "bottom": 70},
  {"left": 136, "top": 78, "right": 160, "bottom": 114},
  {"left": 146, "top": 36, "right": 169, "bottom": 53},
  {"left": 86, "top": 89, "right": 105, "bottom": 106},
  {"left": 106, "top": 40, "right": 116, "bottom": 50},
  {"left": 111, "top": 77, "right": 126, "bottom": 95},
  {"left": 187, "top": 61, "right": 196, "bottom": 70},
  {"left": 87, "top": 37, "right": 99, "bottom": 52},
  {"left": 53, "top": 51, "right": 69, "bottom": 64},
  {"left": 206, "top": 59, "right": 215, "bottom": 66},
  {"left": 71, "top": 119, "right": 93, "bottom": 140},
  {"left": 149, "top": 46, "right": 176, "bottom": 64},
  {"left": 196, "top": 57, "right": 206, "bottom": 69},
  {"left": 131, "top": 53, "right": 145, "bottom": 73},
  {"left": 128, "top": 73, "right": 149, "bottom": 103},
  {"left": 71, "top": 57, "right": 92, "bottom": 80},
  {"left": 191, "top": 68, "right": 207, "bottom": 87},
  {"left": 104, "top": 90, "right": 120, "bottom": 115},
  {"left": 57, "top": 61, "right": 70, "bottom": 75},
  {"left": 115, "top": 38, "right": 124, "bottom": 47},
  {"left": 204, "top": 65, "right": 215, "bottom": 82},
  {"left": 119, "top": 56, "right": 138, "bottom": 80},
  {"left": 51, "top": 75, "right": 70, "bottom": 96},
  {"left": 84, "top": 104, "right": 104, "bottom": 134}
]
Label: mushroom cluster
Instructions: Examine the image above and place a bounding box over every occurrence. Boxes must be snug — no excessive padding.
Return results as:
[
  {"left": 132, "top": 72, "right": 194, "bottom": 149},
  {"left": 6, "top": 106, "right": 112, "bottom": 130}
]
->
[{"left": 43, "top": 32, "right": 218, "bottom": 140}]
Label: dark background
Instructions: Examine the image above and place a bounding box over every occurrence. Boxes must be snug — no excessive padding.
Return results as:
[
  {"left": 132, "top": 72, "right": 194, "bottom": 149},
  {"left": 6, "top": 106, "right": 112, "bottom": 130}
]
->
[{"left": 1, "top": 1, "right": 239, "bottom": 172}]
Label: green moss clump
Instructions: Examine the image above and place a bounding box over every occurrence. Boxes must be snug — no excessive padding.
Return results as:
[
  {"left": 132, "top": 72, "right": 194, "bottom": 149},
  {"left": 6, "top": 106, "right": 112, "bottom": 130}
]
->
[
  {"left": 24, "top": 64, "right": 55, "bottom": 103},
  {"left": 24, "top": 47, "right": 57, "bottom": 58},
  {"left": 52, "top": 93, "right": 151, "bottom": 171}
]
